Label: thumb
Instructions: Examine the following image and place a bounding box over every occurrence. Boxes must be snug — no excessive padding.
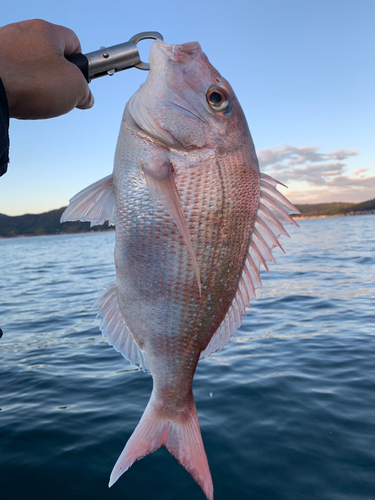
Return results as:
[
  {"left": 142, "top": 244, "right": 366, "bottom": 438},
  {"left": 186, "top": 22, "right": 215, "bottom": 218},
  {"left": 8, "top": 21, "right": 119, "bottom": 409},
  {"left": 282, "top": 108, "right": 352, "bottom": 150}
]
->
[{"left": 76, "top": 87, "right": 95, "bottom": 110}]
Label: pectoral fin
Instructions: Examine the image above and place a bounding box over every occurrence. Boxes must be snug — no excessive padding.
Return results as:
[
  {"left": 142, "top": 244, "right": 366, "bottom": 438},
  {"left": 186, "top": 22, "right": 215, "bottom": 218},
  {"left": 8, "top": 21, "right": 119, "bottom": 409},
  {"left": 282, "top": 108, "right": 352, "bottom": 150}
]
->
[{"left": 141, "top": 159, "right": 201, "bottom": 296}]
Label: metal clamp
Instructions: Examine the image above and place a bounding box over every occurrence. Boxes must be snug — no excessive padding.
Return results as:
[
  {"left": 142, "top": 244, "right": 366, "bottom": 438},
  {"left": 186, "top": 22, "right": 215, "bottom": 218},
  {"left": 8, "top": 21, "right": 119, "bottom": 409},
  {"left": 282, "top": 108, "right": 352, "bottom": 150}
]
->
[
  {"left": 66, "top": 31, "right": 163, "bottom": 82},
  {"left": 129, "top": 31, "right": 164, "bottom": 71}
]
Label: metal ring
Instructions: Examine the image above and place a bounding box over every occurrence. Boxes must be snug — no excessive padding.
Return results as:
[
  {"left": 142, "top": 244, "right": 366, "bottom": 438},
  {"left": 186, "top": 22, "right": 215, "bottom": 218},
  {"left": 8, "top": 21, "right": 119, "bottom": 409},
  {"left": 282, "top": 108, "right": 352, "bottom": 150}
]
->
[{"left": 129, "top": 31, "right": 164, "bottom": 70}]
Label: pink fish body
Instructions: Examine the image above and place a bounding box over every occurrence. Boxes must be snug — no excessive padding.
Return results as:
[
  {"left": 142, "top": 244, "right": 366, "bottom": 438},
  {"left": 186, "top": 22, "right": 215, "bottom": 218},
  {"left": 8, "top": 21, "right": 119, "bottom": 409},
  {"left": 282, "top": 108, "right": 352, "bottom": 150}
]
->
[{"left": 61, "top": 40, "right": 299, "bottom": 499}]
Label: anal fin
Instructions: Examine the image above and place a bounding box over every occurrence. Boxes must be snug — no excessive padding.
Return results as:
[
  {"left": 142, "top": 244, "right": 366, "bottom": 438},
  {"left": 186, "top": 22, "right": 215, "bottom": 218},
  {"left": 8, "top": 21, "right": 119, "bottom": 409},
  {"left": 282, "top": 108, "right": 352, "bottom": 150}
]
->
[{"left": 94, "top": 283, "right": 150, "bottom": 372}]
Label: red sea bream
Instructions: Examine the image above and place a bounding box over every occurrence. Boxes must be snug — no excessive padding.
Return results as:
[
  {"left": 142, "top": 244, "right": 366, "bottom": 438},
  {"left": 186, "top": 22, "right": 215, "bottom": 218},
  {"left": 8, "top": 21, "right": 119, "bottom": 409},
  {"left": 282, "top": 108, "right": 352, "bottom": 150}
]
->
[{"left": 61, "top": 39, "right": 300, "bottom": 499}]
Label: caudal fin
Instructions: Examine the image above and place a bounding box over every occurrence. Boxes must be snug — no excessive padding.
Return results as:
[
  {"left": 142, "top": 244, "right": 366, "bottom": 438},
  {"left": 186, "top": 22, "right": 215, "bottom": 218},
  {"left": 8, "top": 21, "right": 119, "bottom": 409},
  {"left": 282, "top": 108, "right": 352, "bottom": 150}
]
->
[{"left": 109, "top": 395, "right": 213, "bottom": 500}]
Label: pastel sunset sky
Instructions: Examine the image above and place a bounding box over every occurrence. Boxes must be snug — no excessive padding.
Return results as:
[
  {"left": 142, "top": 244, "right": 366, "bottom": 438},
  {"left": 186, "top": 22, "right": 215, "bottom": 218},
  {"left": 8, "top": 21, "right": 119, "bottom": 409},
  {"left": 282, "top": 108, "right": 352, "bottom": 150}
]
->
[{"left": 1, "top": 0, "right": 374, "bottom": 215}]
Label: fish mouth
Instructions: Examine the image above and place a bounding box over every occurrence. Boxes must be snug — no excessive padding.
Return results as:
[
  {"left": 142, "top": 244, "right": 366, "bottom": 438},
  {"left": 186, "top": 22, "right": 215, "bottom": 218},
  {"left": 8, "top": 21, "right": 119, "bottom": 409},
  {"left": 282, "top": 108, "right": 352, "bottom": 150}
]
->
[{"left": 150, "top": 40, "right": 202, "bottom": 68}]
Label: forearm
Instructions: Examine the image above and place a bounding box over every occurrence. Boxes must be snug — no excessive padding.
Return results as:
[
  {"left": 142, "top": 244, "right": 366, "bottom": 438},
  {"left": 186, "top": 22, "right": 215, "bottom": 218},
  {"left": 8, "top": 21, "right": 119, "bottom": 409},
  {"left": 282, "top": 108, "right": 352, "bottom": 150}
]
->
[{"left": 0, "top": 77, "right": 9, "bottom": 177}]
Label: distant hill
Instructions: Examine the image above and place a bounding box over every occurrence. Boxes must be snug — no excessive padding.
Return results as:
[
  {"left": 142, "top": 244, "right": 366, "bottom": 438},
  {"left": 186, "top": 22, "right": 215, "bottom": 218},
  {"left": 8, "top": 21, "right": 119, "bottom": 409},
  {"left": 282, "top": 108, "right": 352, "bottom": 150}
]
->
[
  {"left": 345, "top": 198, "right": 375, "bottom": 213},
  {"left": 1, "top": 198, "right": 374, "bottom": 238},
  {"left": 294, "top": 201, "right": 353, "bottom": 217},
  {"left": 294, "top": 198, "right": 375, "bottom": 217},
  {"left": 0, "top": 208, "right": 113, "bottom": 238}
]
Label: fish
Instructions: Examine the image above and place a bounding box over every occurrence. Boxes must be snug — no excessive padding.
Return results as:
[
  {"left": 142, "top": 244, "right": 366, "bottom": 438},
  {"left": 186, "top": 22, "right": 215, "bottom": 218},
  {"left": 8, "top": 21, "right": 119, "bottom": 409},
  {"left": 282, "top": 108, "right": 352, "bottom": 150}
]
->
[{"left": 61, "top": 39, "right": 300, "bottom": 499}]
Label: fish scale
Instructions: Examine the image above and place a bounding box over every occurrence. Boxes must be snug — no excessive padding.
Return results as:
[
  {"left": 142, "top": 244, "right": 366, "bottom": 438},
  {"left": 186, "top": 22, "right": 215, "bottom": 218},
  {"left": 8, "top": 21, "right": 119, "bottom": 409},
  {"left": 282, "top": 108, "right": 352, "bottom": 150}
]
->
[
  {"left": 116, "top": 119, "right": 249, "bottom": 407},
  {"left": 61, "top": 38, "right": 300, "bottom": 500}
]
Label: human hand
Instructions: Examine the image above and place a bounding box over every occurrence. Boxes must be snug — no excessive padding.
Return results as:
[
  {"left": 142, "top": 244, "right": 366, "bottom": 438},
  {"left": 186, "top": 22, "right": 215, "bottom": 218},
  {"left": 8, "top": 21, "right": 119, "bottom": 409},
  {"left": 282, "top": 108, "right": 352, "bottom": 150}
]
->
[{"left": 0, "top": 19, "right": 94, "bottom": 120}]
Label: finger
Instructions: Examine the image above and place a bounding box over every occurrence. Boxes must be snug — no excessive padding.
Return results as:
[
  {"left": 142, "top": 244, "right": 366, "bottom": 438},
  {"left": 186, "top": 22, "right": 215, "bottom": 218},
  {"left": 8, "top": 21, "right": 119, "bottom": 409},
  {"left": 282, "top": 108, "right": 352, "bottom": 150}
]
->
[
  {"left": 53, "top": 56, "right": 94, "bottom": 115},
  {"left": 53, "top": 24, "right": 94, "bottom": 110},
  {"left": 51, "top": 22, "right": 82, "bottom": 56},
  {"left": 76, "top": 88, "right": 95, "bottom": 110}
]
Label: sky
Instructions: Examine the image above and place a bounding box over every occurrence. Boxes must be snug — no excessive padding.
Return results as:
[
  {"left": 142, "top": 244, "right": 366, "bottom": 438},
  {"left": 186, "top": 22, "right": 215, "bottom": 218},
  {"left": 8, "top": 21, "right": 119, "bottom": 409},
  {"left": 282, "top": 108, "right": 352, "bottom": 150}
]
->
[{"left": 1, "top": 0, "right": 374, "bottom": 216}]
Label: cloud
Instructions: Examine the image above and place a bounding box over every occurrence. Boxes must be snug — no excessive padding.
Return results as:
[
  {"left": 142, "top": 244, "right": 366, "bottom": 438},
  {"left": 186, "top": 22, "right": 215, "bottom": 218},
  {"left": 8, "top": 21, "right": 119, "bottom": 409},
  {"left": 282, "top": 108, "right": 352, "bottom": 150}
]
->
[
  {"left": 257, "top": 144, "right": 375, "bottom": 203},
  {"left": 258, "top": 144, "right": 357, "bottom": 168},
  {"left": 269, "top": 161, "right": 347, "bottom": 185},
  {"left": 285, "top": 179, "right": 375, "bottom": 204},
  {"left": 354, "top": 168, "right": 369, "bottom": 176}
]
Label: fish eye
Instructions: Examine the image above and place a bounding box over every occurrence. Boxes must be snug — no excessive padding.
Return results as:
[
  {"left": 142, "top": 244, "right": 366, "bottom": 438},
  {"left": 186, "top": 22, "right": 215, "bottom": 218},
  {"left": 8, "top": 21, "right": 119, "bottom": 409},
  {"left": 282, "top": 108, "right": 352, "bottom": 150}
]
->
[{"left": 206, "top": 86, "right": 229, "bottom": 112}]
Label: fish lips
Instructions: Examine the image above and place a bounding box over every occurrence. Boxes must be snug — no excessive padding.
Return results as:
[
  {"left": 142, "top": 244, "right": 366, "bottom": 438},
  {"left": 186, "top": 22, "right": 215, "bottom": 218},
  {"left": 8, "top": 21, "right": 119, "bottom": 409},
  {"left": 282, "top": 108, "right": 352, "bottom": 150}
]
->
[{"left": 151, "top": 40, "right": 202, "bottom": 66}]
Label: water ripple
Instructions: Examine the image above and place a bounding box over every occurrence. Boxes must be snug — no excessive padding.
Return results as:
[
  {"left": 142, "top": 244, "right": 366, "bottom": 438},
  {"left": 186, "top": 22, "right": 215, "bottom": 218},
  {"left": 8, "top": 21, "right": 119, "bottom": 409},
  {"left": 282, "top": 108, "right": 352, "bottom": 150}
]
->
[{"left": 1, "top": 216, "right": 375, "bottom": 499}]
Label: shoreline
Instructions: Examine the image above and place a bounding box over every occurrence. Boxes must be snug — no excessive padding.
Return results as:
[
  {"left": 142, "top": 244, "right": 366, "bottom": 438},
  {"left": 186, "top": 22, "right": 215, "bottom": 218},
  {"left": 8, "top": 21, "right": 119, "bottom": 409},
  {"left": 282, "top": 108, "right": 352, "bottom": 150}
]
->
[
  {"left": 0, "top": 229, "right": 115, "bottom": 240},
  {"left": 1, "top": 212, "right": 374, "bottom": 239},
  {"left": 294, "top": 210, "right": 375, "bottom": 220}
]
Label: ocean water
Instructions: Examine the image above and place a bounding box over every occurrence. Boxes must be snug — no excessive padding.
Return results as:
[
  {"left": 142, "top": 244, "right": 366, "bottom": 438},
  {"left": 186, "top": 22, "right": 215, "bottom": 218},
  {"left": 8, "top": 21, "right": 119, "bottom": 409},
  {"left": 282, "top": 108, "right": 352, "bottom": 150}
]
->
[{"left": 1, "top": 215, "right": 374, "bottom": 500}]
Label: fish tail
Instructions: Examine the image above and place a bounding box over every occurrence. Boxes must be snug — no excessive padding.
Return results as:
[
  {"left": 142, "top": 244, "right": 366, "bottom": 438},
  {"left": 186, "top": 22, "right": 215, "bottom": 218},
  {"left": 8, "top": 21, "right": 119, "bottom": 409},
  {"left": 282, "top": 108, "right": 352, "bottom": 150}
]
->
[
  {"left": 109, "top": 394, "right": 213, "bottom": 500},
  {"left": 164, "top": 401, "right": 213, "bottom": 500}
]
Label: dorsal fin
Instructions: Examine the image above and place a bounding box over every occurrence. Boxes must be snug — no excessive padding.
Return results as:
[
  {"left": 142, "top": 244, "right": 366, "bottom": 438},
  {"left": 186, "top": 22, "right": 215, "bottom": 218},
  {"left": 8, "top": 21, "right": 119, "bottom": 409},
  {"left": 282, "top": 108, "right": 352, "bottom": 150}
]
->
[{"left": 199, "top": 173, "right": 299, "bottom": 360}]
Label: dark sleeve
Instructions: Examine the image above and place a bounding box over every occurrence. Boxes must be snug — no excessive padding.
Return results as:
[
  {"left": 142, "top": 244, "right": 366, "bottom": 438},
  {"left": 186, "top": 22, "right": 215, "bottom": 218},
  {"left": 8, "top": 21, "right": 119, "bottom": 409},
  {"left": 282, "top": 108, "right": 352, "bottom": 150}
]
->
[{"left": 0, "top": 77, "right": 10, "bottom": 177}]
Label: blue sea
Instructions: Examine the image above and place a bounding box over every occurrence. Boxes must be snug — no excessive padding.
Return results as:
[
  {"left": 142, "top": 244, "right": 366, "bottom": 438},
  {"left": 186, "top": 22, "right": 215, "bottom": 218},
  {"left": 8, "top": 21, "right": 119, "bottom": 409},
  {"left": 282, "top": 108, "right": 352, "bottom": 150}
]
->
[{"left": 1, "top": 215, "right": 375, "bottom": 500}]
